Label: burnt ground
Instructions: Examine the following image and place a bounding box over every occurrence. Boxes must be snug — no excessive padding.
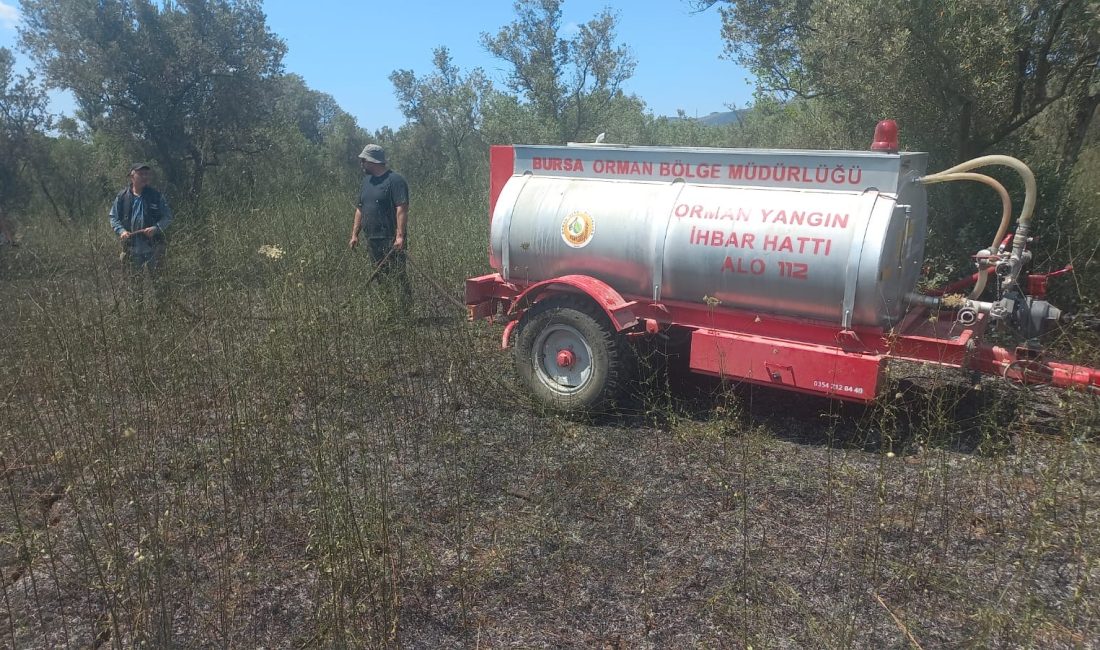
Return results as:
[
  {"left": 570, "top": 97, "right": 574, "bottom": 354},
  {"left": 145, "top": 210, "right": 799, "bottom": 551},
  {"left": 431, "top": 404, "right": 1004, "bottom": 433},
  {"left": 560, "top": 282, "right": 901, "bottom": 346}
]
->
[
  {"left": 2, "top": 248, "right": 1100, "bottom": 648},
  {"left": 388, "top": 370, "right": 1100, "bottom": 648}
]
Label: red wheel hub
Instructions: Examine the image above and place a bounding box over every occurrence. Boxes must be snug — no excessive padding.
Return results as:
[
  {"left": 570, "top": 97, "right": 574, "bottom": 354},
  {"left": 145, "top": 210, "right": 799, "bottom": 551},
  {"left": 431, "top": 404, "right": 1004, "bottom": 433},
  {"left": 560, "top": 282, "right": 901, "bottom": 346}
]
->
[{"left": 556, "top": 349, "right": 576, "bottom": 369}]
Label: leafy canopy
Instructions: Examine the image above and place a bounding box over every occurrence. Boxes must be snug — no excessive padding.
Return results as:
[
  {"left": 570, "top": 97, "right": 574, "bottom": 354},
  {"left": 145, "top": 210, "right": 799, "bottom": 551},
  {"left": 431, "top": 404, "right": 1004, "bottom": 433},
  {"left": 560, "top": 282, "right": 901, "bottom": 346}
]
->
[{"left": 19, "top": 0, "right": 287, "bottom": 196}]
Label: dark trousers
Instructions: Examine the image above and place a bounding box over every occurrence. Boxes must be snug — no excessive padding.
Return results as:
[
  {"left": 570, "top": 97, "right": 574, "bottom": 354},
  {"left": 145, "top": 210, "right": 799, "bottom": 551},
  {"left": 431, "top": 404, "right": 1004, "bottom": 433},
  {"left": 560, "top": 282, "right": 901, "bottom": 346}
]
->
[
  {"left": 123, "top": 242, "right": 168, "bottom": 306},
  {"left": 367, "top": 238, "right": 412, "bottom": 311}
]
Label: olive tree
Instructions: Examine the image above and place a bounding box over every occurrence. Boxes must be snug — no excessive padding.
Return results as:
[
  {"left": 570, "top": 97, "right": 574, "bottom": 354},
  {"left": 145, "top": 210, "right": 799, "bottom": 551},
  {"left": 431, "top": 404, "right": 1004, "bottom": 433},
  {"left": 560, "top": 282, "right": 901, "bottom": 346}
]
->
[
  {"left": 19, "top": 0, "right": 287, "bottom": 198},
  {"left": 390, "top": 47, "right": 494, "bottom": 187},
  {"left": 0, "top": 47, "right": 49, "bottom": 220},
  {"left": 482, "top": 0, "right": 638, "bottom": 142},
  {"left": 698, "top": 0, "right": 1099, "bottom": 170}
]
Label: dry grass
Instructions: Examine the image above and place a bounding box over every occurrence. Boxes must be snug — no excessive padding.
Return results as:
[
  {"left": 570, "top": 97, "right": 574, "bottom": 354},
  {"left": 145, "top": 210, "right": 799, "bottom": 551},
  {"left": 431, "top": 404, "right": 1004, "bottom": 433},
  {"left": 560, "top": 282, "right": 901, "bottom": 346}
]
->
[{"left": 1, "top": 201, "right": 1098, "bottom": 648}]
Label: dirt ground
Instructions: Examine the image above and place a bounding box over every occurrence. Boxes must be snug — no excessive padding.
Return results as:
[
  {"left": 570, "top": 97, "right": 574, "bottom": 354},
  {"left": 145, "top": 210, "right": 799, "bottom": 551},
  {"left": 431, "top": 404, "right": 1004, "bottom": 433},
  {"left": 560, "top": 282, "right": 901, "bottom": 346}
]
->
[{"left": 2, "top": 256, "right": 1099, "bottom": 648}]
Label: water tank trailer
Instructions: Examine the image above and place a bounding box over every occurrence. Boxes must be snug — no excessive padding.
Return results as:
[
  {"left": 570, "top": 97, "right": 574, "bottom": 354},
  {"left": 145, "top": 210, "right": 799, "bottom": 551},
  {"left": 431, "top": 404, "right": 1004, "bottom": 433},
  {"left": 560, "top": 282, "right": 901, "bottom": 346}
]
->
[{"left": 465, "top": 121, "right": 1100, "bottom": 412}]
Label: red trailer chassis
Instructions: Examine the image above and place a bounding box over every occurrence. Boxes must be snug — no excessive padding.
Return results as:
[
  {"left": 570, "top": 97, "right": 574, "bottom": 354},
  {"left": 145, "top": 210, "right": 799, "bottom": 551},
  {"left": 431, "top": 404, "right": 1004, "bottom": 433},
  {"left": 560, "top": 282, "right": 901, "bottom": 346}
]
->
[{"left": 466, "top": 272, "right": 1100, "bottom": 403}]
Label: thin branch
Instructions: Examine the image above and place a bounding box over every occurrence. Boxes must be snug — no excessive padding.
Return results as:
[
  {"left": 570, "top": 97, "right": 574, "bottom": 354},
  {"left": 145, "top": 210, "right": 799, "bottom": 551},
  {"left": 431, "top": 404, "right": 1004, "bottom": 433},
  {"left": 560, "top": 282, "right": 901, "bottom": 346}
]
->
[
  {"left": 873, "top": 592, "right": 924, "bottom": 650},
  {"left": 1031, "top": 0, "right": 1076, "bottom": 105},
  {"left": 972, "top": 49, "right": 1099, "bottom": 152}
]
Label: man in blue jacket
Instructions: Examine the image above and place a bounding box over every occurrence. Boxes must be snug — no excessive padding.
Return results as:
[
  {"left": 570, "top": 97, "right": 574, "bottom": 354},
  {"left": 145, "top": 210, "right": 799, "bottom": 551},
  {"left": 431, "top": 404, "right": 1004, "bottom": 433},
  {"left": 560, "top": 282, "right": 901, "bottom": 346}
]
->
[{"left": 109, "top": 163, "right": 173, "bottom": 306}]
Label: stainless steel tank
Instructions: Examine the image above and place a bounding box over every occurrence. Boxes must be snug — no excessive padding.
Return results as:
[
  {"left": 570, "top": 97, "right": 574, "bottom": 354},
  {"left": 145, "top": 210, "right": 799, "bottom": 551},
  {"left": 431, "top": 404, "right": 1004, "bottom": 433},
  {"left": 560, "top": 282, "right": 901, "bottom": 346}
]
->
[{"left": 491, "top": 144, "right": 928, "bottom": 328}]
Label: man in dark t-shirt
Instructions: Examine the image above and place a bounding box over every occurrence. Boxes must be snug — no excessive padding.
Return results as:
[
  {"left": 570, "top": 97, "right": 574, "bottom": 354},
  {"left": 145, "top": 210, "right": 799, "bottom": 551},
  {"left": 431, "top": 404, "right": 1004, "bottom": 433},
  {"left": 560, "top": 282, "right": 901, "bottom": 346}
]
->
[{"left": 349, "top": 144, "right": 412, "bottom": 310}]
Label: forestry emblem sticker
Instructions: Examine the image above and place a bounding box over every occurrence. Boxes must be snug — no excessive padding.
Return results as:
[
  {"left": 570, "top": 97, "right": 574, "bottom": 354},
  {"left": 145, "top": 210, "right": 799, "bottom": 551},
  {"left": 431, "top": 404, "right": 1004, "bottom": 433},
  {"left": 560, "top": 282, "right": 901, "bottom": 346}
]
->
[{"left": 561, "top": 211, "right": 595, "bottom": 248}]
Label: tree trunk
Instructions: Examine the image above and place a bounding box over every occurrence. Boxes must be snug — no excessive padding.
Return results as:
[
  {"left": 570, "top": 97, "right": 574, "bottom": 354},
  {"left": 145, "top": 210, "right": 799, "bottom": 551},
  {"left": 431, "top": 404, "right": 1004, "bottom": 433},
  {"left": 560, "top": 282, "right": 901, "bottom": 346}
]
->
[
  {"left": 956, "top": 99, "right": 975, "bottom": 161},
  {"left": 1059, "top": 67, "right": 1099, "bottom": 175},
  {"left": 187, "top": 145, "right": 205, "bottom": 200},
  {"left": 1061, "top": 94, "right": 1098, "bottom": 175},
  {"left": 29, "top": 163, "right": 67, "bottom": 224}
]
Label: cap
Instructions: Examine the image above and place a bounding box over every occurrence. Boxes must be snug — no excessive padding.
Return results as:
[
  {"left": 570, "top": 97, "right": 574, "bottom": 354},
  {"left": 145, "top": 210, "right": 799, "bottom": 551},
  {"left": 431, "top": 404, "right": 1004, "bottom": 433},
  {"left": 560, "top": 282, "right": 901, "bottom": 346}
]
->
[
  {"left": 358, "top": 144, "right": 386, "bottom": 165},
  {"left": 130, "top": 162, "right": 151, "bottom": 173}
]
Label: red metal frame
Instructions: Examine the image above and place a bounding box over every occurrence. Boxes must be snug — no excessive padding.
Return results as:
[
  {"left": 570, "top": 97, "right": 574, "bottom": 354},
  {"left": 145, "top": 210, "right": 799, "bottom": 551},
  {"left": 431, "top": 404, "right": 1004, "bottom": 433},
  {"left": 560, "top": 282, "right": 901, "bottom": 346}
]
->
[
  {"left": 467, "top": 272, "right": 1100, "bottom": 400},
  {"left": 969, "top": 345, "right": 1100, "bottom": 390},
  {"left": 466, "top": 272, "right": 640, "bottom": 349},
  {"left": 507, "top": 275, "right": 639, "bottom": 331},
  {"left": 465, "top": 273, "right": 517, "bottom": 321},
  {"left": 689, "top": 327, "right": 884, "bottom": 401},
  {"left": 489, "top": 146, "right": 515, "bottom": 223}
]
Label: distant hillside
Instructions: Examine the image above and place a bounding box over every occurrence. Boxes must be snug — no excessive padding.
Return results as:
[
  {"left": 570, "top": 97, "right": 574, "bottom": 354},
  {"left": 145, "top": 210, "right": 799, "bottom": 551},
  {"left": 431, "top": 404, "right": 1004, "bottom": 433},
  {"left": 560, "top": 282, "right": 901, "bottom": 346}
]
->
[
  {"left": 698, "top": 110, "right": 747, "bottom": 126},
  {"left": 665, "top": 109, "right": 749, "bottom": 126}
]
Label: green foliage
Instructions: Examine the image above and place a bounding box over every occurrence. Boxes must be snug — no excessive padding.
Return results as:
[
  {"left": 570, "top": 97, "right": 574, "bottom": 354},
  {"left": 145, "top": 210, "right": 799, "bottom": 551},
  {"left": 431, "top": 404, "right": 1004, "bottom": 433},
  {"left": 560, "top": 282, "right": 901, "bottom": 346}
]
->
[
  {"left": 390, "top": 47, "right": 494, "bottom": 189},
  {"left": 382, "top": 0, "right": 653, "bottom": 205},
  {"left": 215, "top": 75, "right": 365, "bottom": 204},
  {"left": 271, "top": 74, "right": 350, "bottom": 146},
  {"left": 0, "top": 47, "right": 49, "bottom": 215},
  {"left": 19, "top": 0, "right": 288, "bottom": 197},
  {"left": 705, "top": 0, "right": 1099, "bottom": 167},
  {"left": 481, "top": 0, "right": 638, "bottom": 143},
  {"left": 30, "top": 130, "right": 126, "bottom": 224}
]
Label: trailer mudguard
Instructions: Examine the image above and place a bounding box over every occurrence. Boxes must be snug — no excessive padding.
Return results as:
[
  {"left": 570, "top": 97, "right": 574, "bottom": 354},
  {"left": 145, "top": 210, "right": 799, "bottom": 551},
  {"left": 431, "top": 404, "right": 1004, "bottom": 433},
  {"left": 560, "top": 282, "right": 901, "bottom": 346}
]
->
[{"left": 510, "top": 274, "right": 639, "bottom": 332}]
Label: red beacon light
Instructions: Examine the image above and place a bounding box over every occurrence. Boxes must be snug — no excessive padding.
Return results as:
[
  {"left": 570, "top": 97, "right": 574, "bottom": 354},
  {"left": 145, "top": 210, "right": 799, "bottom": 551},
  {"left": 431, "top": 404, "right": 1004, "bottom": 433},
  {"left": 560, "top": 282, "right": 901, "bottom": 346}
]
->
[{"left": 871, "top": 119, "right": 899, "bottom": 153}]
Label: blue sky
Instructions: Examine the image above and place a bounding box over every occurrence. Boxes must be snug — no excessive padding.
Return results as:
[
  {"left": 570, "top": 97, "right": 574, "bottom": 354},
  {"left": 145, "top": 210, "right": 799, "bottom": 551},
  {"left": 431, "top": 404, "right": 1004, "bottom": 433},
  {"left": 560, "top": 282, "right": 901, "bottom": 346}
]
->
[{"left": 0, "top": 0, "right": 754, "bottom": 132}]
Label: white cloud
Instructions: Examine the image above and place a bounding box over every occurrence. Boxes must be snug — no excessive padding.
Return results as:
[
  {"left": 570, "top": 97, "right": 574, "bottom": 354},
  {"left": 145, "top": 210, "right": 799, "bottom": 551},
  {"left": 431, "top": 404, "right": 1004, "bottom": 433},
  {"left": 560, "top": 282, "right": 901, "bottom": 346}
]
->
[{"left": 0, "top": 2, "right": 19, "bottom": 30}]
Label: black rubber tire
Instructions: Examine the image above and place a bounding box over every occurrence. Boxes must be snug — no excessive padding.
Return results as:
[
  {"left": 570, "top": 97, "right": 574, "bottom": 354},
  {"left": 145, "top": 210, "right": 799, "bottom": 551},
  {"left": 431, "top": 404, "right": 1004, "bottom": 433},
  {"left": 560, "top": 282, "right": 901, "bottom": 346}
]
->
[{"left": 514, "top": 294, "right": 632, "bottom": 413}]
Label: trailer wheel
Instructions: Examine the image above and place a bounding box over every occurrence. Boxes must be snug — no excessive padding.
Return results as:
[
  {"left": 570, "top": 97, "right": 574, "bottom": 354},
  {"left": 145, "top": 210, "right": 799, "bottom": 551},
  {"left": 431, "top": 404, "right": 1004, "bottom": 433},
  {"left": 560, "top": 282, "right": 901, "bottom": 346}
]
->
[{"left": 515, "top": 295, "right": 631, "bottom": 413}]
